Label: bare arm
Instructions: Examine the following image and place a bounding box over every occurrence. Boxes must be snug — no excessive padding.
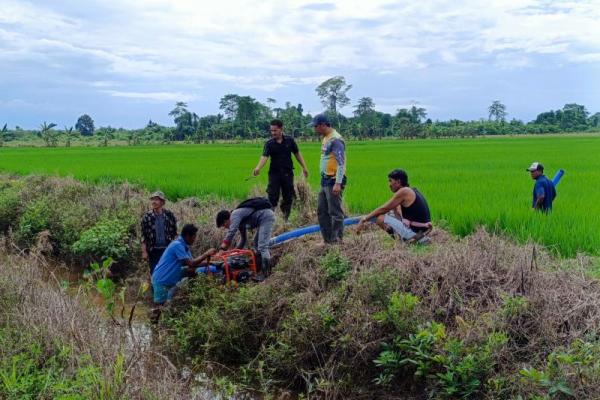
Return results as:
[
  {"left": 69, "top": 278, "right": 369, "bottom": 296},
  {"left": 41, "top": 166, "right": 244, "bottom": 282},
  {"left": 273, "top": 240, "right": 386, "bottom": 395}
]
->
[
  {"left": 182, "top": 248, "right": 217, "bottom": 268},
  {"left": 253, "top": 156, "right": 269, "bottom": 176},
  {"left": 534, "top": 195, "right": 546, "bottom": 209},
  {"left": 141, "top": 242, "right": 148, "bottom": 260},
  {"left": 363, "top": 193, "right": 404, "bottom": 221},
  {"left": 293, "top": 151, "right": 309, "bottom": 178}
]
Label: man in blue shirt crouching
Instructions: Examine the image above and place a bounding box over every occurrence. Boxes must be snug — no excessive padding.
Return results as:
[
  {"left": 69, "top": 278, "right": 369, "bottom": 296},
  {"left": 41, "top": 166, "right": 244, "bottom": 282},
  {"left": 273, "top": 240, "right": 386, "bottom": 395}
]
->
[{"left": 151, "top": 224, "right": 216, "bottom": 307}]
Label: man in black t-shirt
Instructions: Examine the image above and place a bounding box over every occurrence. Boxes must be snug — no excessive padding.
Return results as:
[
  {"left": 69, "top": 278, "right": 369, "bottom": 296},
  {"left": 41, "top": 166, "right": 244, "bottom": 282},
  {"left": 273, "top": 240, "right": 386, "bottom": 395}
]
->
[{"left": 253, "top": 119, "right": 309, "bottom": 221}]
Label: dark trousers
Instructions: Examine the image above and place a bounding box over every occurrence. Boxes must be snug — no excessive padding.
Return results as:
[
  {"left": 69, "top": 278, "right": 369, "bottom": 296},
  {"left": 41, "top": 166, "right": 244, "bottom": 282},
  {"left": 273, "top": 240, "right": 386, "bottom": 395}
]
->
[
  {"left": 317, "top": 184, "right": 345, "bottom": 243},
  {"left": 148, "top": 247, "right": 166, "bottom": 275},
  {"left": 267, "top": 172, "right": 295, "bottom": 220}
]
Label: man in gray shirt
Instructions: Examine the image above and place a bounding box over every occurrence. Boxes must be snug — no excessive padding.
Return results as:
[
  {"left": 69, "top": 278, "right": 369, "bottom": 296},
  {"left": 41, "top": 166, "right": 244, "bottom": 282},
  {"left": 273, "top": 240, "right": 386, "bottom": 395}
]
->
[{"left": 216, "top": 205, "right": 275, "bottom": 276}]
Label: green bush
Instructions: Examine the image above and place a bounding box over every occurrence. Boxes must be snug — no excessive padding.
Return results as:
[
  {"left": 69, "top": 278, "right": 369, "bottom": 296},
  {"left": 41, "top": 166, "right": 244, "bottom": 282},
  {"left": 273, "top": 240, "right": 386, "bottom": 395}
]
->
[
  {"left": 52, "top": 203, "right": 92, "bottom": 252},
  {"left": 374, "top": 321, "right": 508, "bottom": 399},
  {"left": 16, "top": 197, "right": 54, "bottom": 245},
  {"left": 354, "top": 268, "right": 399, "bottom": 306},
  {"left": 320, "top": 249, "right": 351, "bottom": 281},
  {"left": 374, "top": 291, "right": 420, "bottom": 334},
  {"left": 0, "top": 187, "right": 21, "bottom": 232},
  {"left": 165, "top": 278, "right": 271, "bottom": 364},
  {"left": 500, "top": 294, "right": 529, "bottom": 319},
  {"left": 0, "top": 328, "right": 104, "bottom": 400},
  {"left": 72, "top": 218, "right": 130, "bottom": 261},
  {"left": 519, "top": 339, "right": 600, "bottom": 398}
]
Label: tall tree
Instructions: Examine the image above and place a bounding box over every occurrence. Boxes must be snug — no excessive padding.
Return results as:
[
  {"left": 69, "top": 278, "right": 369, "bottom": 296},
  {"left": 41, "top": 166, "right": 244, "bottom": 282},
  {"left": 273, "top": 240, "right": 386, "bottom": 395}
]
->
[
  {"left": 409, "top": 105, "right": 427, "bottom": 123},
  {"left": 75, "top": 114, "right": 95, "bottom": 136},
  {"left": 353, "top": 97, "right": 376, "bottom": 117},
  {"left": 488, "top": 100, "right": 507, "bottom": 122},
  {"left": 560, "top": 103, "right": 589, "bottom": 129},
  {"left": 219, "top": 94, "right": 266, "bottom": 138},
  {"left": 169, "top": 102, "right": 196, "bottom": 140},
  {"left": 588, "top": 112, "right": 600, "bottom": 127},
  {"left": 354, "top": 97, "right": 379, "bottom": 137},
  {"left": 219, "top": 95, "right": 240, "bottom": 119},
  {"left": 315, "top": 76, "right": 352, "bottom": 114},
  {"left": 266, "top": 98, "right": 276, "bottom": 117}
]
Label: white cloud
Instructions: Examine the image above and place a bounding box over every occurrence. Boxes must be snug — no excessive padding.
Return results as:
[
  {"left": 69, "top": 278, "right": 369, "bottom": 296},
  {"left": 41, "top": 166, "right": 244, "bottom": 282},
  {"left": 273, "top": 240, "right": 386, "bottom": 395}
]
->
[
  {"left": 102, "top": 90, "right": 198, "bottom": 102},
  {"left": 1, "top": 0, "right": 599, "bottom": 93}
]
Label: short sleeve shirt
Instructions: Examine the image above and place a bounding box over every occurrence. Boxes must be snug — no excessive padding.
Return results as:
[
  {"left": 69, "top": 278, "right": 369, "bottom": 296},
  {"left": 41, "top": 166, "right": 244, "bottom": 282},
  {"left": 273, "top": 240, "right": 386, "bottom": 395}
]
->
[
  {"left": 532, "top": 175, "right": 556, "bottom": 211},
  {"left": 151, "top": 236, "right": 192, "bottom": 286},
  {"left": 262, "top": 135, "right": 299, "bottom": 174}
]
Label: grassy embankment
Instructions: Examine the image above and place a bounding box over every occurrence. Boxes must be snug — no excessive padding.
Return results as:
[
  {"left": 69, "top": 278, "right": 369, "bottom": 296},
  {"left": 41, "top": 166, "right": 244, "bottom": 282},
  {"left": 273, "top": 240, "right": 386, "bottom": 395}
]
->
[{"left": 2, "top": 174, "right": 600, "bottom": 398}]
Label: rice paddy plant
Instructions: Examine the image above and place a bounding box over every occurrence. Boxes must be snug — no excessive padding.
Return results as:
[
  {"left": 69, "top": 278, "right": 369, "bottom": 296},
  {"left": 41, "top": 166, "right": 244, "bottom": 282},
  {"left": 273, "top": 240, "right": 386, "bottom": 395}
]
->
[{"left": 1, "top": 134, "right": 599, "bottom": 256}]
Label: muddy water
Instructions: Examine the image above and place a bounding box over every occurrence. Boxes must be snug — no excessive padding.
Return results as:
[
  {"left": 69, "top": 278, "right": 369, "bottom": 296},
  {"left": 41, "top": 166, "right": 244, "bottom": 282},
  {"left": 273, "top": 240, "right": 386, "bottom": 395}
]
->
[{"left": 44, "top": 264, "right": 261, "bottom": 400}]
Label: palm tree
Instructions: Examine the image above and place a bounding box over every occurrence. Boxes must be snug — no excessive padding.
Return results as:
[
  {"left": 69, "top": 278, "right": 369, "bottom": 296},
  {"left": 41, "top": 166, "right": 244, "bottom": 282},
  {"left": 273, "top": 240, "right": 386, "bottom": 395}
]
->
[
  {"left": 64, "top": 126, "right": 79, "bottom": 147},
  {"left": 40, "top": 122, "right": 58, "bottom": 147},
  {"left": 0, "top": 123, "right": 7, "bottom": 147}
]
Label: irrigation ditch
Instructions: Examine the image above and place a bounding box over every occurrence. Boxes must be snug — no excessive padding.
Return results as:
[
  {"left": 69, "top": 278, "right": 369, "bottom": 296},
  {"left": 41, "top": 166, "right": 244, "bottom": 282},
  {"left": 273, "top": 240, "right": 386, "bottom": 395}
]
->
[{"left": 3, "top": 174, "right": 600, "bottom": 399}]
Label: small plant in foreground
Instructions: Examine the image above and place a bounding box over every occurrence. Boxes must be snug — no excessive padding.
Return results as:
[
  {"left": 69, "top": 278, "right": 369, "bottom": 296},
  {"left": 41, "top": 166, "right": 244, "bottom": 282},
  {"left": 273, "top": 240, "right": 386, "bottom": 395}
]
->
[
  {"left": 374, "top": 321, "right": 508, "bottom": 399},
  {"left": 320, "top": 249, "right": 351, "bottom": 281},
  {"left": 83, "top": 258, "right": 117, "bottom": 316}
]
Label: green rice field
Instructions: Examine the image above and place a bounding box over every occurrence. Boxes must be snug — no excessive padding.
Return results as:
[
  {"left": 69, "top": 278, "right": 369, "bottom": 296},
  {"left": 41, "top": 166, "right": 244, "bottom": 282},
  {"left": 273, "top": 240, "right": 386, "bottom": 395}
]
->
[{"left": 1, "top": 135, "right": 599, "bottom": 256}]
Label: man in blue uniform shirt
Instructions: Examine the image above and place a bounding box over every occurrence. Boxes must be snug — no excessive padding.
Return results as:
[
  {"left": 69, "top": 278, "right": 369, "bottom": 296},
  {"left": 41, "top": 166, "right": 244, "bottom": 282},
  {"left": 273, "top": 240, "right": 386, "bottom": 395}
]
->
[
  {"left": 527, "top": 162, "right": 556, "bottom": 213},
  {"left": 151, "top": 224, "right": 216, "bottom": 305}
]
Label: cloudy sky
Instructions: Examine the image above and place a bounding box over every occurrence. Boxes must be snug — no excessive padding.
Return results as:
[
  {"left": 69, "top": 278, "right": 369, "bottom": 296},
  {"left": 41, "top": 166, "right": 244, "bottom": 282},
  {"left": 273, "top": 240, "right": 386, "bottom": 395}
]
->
[{"left": 1, "top": 0, "right": 599, "bottom": 128}]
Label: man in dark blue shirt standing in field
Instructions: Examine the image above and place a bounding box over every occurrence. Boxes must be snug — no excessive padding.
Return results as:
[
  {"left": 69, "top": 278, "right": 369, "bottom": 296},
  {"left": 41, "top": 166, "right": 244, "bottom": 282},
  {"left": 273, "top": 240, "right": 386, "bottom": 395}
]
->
[
  {"left": 253, "top": 119, "right": 309, "bottom": 222},
  {"left": 527, "top": 161, "right": 556, "bottom": 212}
]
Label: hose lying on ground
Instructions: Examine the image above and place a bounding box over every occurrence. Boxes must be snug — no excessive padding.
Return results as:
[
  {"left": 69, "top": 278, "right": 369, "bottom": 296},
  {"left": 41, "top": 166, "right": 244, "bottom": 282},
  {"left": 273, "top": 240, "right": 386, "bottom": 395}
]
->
[{"left": 270, "top": 169, "right": 565, "bottom": 246}]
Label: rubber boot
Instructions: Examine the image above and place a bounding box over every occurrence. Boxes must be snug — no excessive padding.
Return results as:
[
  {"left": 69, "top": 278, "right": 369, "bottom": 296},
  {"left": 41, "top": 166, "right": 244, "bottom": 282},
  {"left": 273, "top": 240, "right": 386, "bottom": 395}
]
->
[{"left": 261, "top": 257, "right": 272, "bottom": 277}]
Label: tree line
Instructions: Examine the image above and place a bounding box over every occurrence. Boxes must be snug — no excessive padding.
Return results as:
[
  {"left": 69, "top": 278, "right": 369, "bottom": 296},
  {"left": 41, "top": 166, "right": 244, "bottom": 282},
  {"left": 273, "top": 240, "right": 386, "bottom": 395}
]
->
[{"left": 2, "top": 76, "right": 599, "bottom": 147}]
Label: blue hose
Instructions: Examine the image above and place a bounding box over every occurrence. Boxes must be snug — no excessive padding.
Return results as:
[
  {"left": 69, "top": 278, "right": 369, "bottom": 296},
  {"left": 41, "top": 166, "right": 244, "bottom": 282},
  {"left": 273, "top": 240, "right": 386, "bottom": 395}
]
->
[
  {"left": 195, "top": 265, "right": 221, "bottom": 274},
  {"left": 270, "top": 169, "right": 566, "bottom": 246},
  {"left": 270, "top": 216, "right": 362, "bottom": 246},
  {"left": 552, "top": 169, "right": 564, "bottom": 186}
]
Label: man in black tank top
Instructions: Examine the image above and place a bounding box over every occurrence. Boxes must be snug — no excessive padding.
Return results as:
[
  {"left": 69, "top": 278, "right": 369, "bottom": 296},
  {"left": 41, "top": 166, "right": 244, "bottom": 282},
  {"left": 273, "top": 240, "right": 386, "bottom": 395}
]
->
[{"left": 358, "top": 169, "right": 432, "bottom": 243}]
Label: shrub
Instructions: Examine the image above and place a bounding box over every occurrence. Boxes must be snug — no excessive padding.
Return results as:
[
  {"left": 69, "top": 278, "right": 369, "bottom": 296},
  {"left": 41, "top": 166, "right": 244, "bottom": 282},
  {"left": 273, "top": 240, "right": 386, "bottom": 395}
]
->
[
  {"left": 0, "top": 328, "right": 105, "bottom": 400},
  {"left": 0, "top": 187, "right": 21, "bottom": 232},
  {"left": 165, "top": 278, "right": 271, "bottom": 364},
  {"left": 374, "top": 291, "right": 421, "bottom": 334},
  {"left": 354, "top": 268, "right": 399, "bottom": 306},
  {"left": 374, "top": 321, "right": 508, "bottom": 399},
  {"left": 519, "top": 339, "right": 600, "bottom": 399},
  {"left": 16, "top": 197, "right": 53, "bottom": 245},
  {"left": 52, "top": 202, "right": 92, "bottom": 252},
  {"left": 72, "top": 218, "right": 130, "bottom": 262},
  {"left": 320, "top": 249, "right": 351, "bottom": 281}
]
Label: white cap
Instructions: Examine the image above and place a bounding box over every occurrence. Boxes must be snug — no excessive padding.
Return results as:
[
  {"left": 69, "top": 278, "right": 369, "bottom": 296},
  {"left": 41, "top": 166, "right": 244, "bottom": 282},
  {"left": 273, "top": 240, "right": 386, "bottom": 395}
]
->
[{"left": 526, "top": 162, "right": 544, "bottom": 172}]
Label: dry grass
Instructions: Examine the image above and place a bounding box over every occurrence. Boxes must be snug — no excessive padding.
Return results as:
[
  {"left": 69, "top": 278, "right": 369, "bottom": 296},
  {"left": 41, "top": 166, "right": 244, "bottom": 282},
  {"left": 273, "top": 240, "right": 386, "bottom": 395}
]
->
[
  {"left": 220, "top": 228, "right": 600, "bottom": 398},
  {"left": 0, "top": 245, "right": 199, "bottom": 399}
]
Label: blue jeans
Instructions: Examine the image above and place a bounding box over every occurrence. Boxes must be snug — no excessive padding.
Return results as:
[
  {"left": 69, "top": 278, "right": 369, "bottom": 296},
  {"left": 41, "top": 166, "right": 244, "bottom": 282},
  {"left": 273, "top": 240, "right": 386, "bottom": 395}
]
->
[
  {"left": 152, "top": 282, "right": 177, "bottom": 304},
  {"left": 382, "top": 214, "right": 418, "bottom": 240}
]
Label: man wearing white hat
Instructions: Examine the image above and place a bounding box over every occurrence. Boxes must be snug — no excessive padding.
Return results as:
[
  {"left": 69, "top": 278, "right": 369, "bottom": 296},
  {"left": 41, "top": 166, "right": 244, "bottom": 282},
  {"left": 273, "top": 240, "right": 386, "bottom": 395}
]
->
[
  {"left": 526, "top": 162, "right": 556, "bottom": 213},
  {"left": 141, "top": 191, "right": 178, "bottom": 275}
]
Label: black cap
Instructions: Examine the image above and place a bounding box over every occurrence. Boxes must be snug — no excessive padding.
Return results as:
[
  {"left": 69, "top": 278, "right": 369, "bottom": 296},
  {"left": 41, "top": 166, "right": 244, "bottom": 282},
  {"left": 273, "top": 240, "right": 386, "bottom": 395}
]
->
[{"left": 309, "top": 113, "right": 331, "bottom": 127}]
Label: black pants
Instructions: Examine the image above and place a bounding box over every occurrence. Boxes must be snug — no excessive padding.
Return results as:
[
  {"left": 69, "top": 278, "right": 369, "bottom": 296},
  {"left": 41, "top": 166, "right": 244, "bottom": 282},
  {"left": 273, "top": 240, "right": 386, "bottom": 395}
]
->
[
  {"left": 148, "top": 247, "right": 166, "bottom": 275},
  {"left": 267, "top": 172, "right": 295, "bottom": 220}
]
